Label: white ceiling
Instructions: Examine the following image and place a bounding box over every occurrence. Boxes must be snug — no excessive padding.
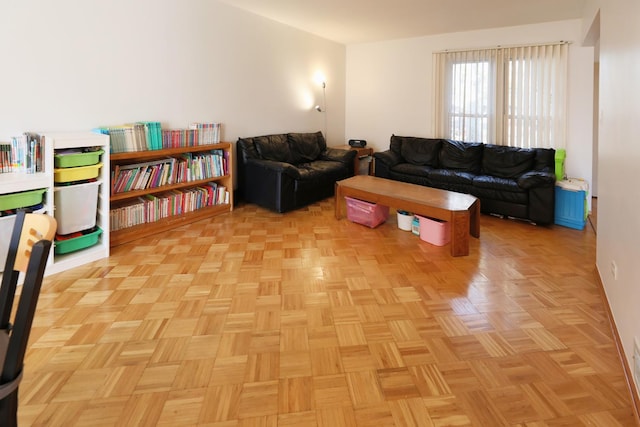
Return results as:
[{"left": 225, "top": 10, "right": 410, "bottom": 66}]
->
[{"left": 217, "top": 0, "right": 587, "bottom": 44}]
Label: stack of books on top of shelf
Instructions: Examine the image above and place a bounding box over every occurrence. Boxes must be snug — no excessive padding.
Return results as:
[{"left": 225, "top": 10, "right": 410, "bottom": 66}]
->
[
  {"left": 161, "top": 123, "right": 222, "bottom": 149},
  {"left": 0, "top": 133, "right": 45, "bottom": 174},
  {"left": 162, "top": 129, "right": 201, "bottom": 149},
  {"left": 190, "top": 123, "right": 221, "bottom": 144},
  {"left": 94, "top": 122, "right": 162, "bottom": 154},
  {"left": 97, "top": 121, "right": 222, "bottom": 154}
]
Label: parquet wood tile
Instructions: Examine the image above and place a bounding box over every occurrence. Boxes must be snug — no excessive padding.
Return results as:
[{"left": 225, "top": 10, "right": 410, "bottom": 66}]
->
[
  {"left": 346, "top": 370, "right": 386, "bottom": 407},
  {"left": 354, "top": 402, "right": 396, "bottom": 426},
  {"left": 13, "top": 198, "right": 638, "bottom": 425},
  {"left": 388, "top": 397, "right": 435, "bottom": 427},
  {"left": 316, "top": 406, "right": 357, "bottom": 427},
  {"left": 198, "top": 386, "right": 239, "bottom": 423}
]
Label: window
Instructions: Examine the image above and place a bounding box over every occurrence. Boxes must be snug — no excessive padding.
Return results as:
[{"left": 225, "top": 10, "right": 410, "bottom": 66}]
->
[{"left": 433, "top": 43, "right": 568, "bottom": 149}]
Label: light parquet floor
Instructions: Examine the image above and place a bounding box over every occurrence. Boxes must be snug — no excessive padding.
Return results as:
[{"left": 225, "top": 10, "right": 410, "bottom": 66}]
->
[{"left": 18, "top": 198, "right": 637, "bottom": 426}]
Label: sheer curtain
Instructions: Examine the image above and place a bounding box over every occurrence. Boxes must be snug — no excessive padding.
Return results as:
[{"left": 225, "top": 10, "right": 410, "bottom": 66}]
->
[{"left": 433, "top": 42, "right": 568, "bottom": 149}]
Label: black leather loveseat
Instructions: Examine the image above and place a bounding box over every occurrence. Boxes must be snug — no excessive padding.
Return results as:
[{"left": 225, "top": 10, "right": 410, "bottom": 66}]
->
[
  {"left": 374, "top": 135, "right": 556, "bottom": 224},
  {"left": 237, "top": 131, "right": 356, "bottom": 213}
]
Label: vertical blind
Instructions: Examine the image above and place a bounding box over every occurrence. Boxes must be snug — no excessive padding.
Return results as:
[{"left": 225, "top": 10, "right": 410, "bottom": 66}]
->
[{"left": 433, "top": 42, "right": 568, "bottom": 149}]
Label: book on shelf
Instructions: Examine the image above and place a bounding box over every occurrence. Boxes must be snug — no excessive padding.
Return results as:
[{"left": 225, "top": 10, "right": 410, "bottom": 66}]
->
[
  {"left": 0, "top": 143, "right": 10, "bottom": 173},
  {"left": 112, "top": 151, "right": 225, "bottom": 194},
  {"left": 138, "top": 122, "right": 162, "bottom": 150},
  {"left": 206, "top": 181, "right": 228, "bottom": 205},
  {"left": 110, "top": 198, "right": 146, "bottom": 231},
  {"left": 111, "top": 157, "right": 178, "bottom": 194},
  {"left": 0, "top": 133, "right": 45, "bottom": 174},
  {"left": 110, "top": 182, "right": 229, "bottom": 231},
  {"left": 110, "top": 188, "right": 217, "bottom": 229}
]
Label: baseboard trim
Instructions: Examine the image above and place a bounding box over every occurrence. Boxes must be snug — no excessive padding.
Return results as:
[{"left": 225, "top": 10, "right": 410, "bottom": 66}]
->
[{"left": 595, "top": 265, "right": 640, "bottom": 424}]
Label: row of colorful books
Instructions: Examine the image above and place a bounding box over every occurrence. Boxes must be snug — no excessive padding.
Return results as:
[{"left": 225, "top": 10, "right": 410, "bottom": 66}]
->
[
  {"left": 177, "top": 123, "right": 220, "bottom": 145},
  {"left": 109, "top": 183, "right": 228, "bottom": 231},
  {"left": 110, "top": 150, "right": 228, "bottom": 194},
  {"left": 162, "top": 126, "right": 220, "bottom": 150},
  {"left": 0, "top": 133, "right": 45, "bottom": 174},
  {"left": 96, "top": 122, "right": 222, "bottom": 154}
]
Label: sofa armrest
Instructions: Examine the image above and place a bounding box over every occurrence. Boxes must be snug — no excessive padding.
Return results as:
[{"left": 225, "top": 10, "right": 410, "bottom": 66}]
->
[
  {"left": 373, "top": 150, "right": 403, "bottom": 167},
  {"left": 517, "top": 171, "right": 556, "bottom": 189},
  {"left": 320, "top": 148, "right": 357, "bottom": 164},
  {"left": 372, "top": 150, "right": 400, "bottom": 179},
  {"left": 241, "top": 158, "right": 299, "bottom": 212}
]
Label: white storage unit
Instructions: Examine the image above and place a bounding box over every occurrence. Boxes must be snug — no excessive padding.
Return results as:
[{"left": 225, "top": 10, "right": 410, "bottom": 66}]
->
[
  {"left": 0, "top": 139, "right": 53, "bottom": 274},
  {"left": 46, "top": 132, "right": 110, "bottom": 275},
  {"left": 0, "top": 214, "right": 16, "bottom": 273},
  {"left": 0, "top": 132, "right": 110, "bottom": 277}
]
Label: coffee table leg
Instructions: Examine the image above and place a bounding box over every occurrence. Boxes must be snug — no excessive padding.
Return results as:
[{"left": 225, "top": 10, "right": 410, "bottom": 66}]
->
[
  {"left": 470, "top": 199, "right": 480, "bottom": 238},
  {"left": 450, "top": 211, "right": 470, "bottom": 257},
  {"left": 335, "top": 183, "right": 343, "bottom": 219}
]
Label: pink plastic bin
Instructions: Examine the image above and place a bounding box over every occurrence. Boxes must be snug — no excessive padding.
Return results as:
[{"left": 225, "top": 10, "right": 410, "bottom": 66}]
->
[
  {"left": 417, "top": 215, "right": 450, "bottom": 246},
  {"left": 345, "top": 197, "right": 389, "bottom": 228}
]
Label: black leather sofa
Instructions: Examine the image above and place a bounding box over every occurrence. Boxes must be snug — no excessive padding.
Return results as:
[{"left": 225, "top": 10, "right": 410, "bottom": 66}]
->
[
  {"left": 237, "top": 131, "right": 356, "bottom": 213},
  {"left": 374, "top": 135, "right": 556, "bottom": 224}
]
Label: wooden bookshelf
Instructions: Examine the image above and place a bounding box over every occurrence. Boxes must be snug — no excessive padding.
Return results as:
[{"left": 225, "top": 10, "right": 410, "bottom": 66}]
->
[{"left": 109, "top": 142, "right": 233, "bottom": 247}]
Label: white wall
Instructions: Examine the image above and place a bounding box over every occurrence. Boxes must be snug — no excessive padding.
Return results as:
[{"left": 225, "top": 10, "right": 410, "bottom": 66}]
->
[
  {"left": 0, "top": 0, "right": 345, "bottom": 148},
  {"left": 588, "top": 0, "right": 640, "bottom": 392},
  {"left": 346, "top": 20, "right": 594, "bottom": 202}
]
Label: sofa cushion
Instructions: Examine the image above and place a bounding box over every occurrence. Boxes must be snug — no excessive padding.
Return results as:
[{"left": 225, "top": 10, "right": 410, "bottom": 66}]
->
[
  {"left": 392, "top": 162, "right": 435, "bottom": 177},
  {"left": 400, "top": 137, "right": 441, "bottom": 167},
  {"left": 439, "top": 140, "right": 483, "bottom": 173},
  {"left": 533, "top": 147, "right": 555, "bottom": 171},
  {"left": 473, "top": 174, "right": 522, "bottom": 192},
  {"left": 389, "top": 134, "right": 403, "bottom": 156},
  {"left": 482, "top": 144, "right": 535, "bottom": 178},
  {"left": 288, "top": 132, "right": 323, "bottom": 164},
  {"left": 429, "top": 169, "right": 475, "bottom": 185},
  {"left": 321, "top": 147, "right": 357, "bottom": 165},
  {"left": 316, "top": 131, "right": 328, "bottom": 152},
  {"left": 254, "top": 134, "right": 292, "bottom": 163},
  {"left": 237, "top": 137, "right": 261, "bottom": 161},
  {"left": 296, "top": 160, "right": 348, "bottom": 181}
]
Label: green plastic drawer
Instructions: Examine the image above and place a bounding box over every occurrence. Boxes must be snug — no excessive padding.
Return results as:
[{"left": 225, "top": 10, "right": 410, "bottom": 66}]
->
[
  {"left": 0, "top": 188, "right": 46, "bottom": 211},
  {"left": 54, "top": 227, "right": 103, "bottom": 255},
  {"left": 54, "top": 149, "right": 104, "bottom": 168}
]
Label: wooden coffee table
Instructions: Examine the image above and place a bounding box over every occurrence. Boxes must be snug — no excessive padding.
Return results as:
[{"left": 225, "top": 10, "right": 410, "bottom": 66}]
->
[{"left": 335, "top": 175, "right": 480, "bottom": 257}]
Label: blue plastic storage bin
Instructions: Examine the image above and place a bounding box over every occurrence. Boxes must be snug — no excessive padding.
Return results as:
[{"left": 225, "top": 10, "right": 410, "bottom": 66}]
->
[{"left": 554, "top": 179, "right": 588, "bottom": 230}]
